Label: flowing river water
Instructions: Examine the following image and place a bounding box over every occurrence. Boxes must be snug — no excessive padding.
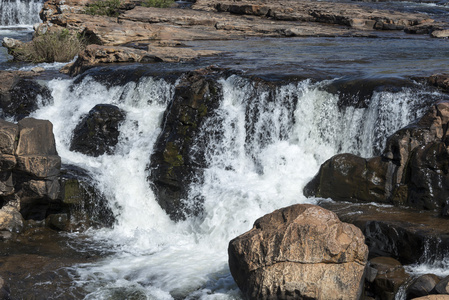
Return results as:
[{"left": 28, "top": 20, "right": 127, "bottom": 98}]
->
[{"left": 1, "top": 0, "right": 449, "bottom": 299}]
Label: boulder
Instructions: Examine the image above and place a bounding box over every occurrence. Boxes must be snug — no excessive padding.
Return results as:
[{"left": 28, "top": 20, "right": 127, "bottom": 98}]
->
[
  {"left": 148, "top": 67, "right": 226, "bottom": 221},
  {"left": 406, "top": 274, "right": 440, "bottom": 299},
  {"left": 228, "top": 204, "right": 368, "bottom": 300},
  {"left": 303, "top": 154, "right": 391, "bottom": 205},
  {"left": 431, "top": 29, "right": 449, "bottom": 38},
  {"left": 70, "top": 104, "right": 125, "bottom": 157},
  {"left": 433, "top": 275, "right": 449, "bottom": 294},
  {"left": 304, "top": 101, "right": 449, "bottom": 215},
  {"left": 369, "top": 257, "right": 410, "bottom": 300}
]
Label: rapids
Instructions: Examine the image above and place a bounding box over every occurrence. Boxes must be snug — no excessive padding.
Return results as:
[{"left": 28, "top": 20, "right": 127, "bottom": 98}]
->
[{"left": 28, "top": 71, "right": 444, "bottom": 299}]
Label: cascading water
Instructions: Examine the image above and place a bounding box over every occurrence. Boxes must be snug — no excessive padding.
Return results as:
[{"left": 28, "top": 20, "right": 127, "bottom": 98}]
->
[
  {"left": 30, "top": 71, "right": 442, "bottom": 299},
  {"left": 0, "top": 0, "right": 42, "bottom": 26}
]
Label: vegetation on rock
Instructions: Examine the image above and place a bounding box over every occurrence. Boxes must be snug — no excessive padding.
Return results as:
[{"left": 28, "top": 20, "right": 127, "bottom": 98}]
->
[
  {"left": 10, "top": 30, "right": 85, "bottom": 63},
  {"left": 142, "top": 0, "right": 175, "bottom": 8},
  {"left": 84, "top": 0, "right": 122, "bottom": 16}
]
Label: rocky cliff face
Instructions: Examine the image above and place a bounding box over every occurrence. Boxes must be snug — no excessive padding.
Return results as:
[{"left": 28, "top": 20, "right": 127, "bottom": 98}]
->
[{"left": 305, "top": 101, "right": 449, "bottom": 215}]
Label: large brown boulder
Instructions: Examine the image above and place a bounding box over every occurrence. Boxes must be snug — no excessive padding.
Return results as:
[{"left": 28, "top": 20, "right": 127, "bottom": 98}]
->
[
  {"left": 228, "top": 204, "right": 368, "bottom": 300},
  {"left": 304, "top": 101, "right": 449, "bottom": 215}
]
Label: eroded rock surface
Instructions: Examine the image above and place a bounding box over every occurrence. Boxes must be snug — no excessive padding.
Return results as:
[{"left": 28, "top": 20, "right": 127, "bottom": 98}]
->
[
  {"left": 228, "top": 204, "right": 368, "bottom": 300},
  {"left": 22, "top": 0, "right": 445, "bottom": 73}
]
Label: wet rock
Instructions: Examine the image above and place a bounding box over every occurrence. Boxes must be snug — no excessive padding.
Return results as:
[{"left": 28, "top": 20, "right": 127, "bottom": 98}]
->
[
  {"left": 70, "top": 104, "right": 125, "bottom": 157},
  {"left": 59, "top": 165, "right": 115, "bottom": 229},
  {"left": 0, "top": 206, "right": 24, "bottom": 233},
  {"left": 406, "top": 274, "right": 440, "bottom": 299},
  {"left": 433, "top": 275, "right": 449, "bottom": 294},
  {"left": 0, "top": 71, "right": 52, "bottom": 121},
  {"left": 407, "top": 142, "right": 449, "bottom": 211},
  {"left": 228, "top": 204, "right": 368, "bottom": 300},
  {"left": 319, "top": 201, "right": 449, "bottom": 264},
  {"left": 45, "top": 213, "right": 70, "bottom": 231},
  {"left": 323, "top": 77, "right": 415, "bottom": 109},
  {"left": 0, "top": 276, "right": 10, "bottom": 300},
  {"left": 305, "top": 101, "right": 449, "bottom": 215},
  {"left": 428, "top": 73, "right": 449, "bottom": 92},
  {"left": 369, "top": 257, "right": 410, "bottom": 300},
  {"left": 304, "top": 154, "right": 391, "bottom": 204},
  {"left": 148, "top": 67, "right": 226, "bottom": 221}
]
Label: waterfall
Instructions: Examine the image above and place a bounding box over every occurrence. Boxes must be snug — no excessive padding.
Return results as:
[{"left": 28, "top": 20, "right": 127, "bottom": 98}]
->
[
  {"left": 0, "top": 0, "right": 43, "bottom": 26},
  {"left": 31, "top": 72, "right": 441, "bottom": 299}
]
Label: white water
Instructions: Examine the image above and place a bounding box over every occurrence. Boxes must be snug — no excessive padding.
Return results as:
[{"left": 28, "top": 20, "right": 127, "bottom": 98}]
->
[
  {"left": 32, "top": 73, "right": 436, "bottom": 299},
  {"left": 0, "top": 0, "right": 42, "bottom": 26}
]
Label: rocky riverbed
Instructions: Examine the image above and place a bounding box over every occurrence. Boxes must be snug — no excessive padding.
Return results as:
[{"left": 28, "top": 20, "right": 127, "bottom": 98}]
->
[{"left": 1, "top": 0, "right": 449, "bottom": 299}]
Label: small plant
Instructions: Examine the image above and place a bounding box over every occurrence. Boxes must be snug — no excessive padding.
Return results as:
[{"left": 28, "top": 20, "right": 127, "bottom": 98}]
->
[
  {"left": 142, "top": 0, "right": 174, "bottom": 8},
  {"left": 84, "top": 0, "right": 122, "bottom": 17},
  {"left": 11, "top": 29, "right": 86, "bottom": 63}
]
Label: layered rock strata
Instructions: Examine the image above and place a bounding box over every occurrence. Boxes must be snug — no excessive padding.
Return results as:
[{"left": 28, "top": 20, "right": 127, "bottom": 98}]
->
[
  {"left": 0, "top": 118, "right": 60, "bottom": 226},
  {"left": 3, "top": 0, "right": 443, "bottom": 73},
  {"left": 228, "top": 204, "right": 368, "bottom": 300}
]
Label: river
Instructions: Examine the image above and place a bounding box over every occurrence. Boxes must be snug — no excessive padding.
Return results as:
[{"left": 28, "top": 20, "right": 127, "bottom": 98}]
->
[{"left": 1, "top": 0, "right": 449, "bottom": 299}]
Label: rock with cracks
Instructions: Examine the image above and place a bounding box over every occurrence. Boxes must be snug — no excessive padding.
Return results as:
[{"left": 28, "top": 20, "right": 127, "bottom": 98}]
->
[{"left": 228, "top": 204, "right": 368, "bottom": 300}]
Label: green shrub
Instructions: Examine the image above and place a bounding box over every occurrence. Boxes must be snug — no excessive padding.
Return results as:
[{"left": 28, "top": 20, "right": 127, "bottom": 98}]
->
[
  {"left": 12, "top": 30, "right": 86, "bottom": 63},
  {"left": 84, "top": 0, "right": 122, "bottom": 17},
  {"left": 142, "top": 0, "right": 175, "bottom": 8}
]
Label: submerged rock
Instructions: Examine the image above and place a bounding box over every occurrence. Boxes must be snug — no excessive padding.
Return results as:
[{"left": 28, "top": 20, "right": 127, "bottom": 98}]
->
[
  {"left": 70, "top": 104, "right": 125, "bottom": 157},
  {"left": 228, "top": 204, "right": 368, "bottom": 300},
  {"left": 305, "top": 101, "right": 449, "bottom": 215}
]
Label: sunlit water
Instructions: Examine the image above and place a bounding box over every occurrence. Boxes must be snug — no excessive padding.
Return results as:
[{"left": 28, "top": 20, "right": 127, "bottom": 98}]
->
[
  {"left": 1, "top": 0, "right": 449, "bottom": 296},
  {"left": 27, "top": 72, "right": 445, "bottom": 299}
]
